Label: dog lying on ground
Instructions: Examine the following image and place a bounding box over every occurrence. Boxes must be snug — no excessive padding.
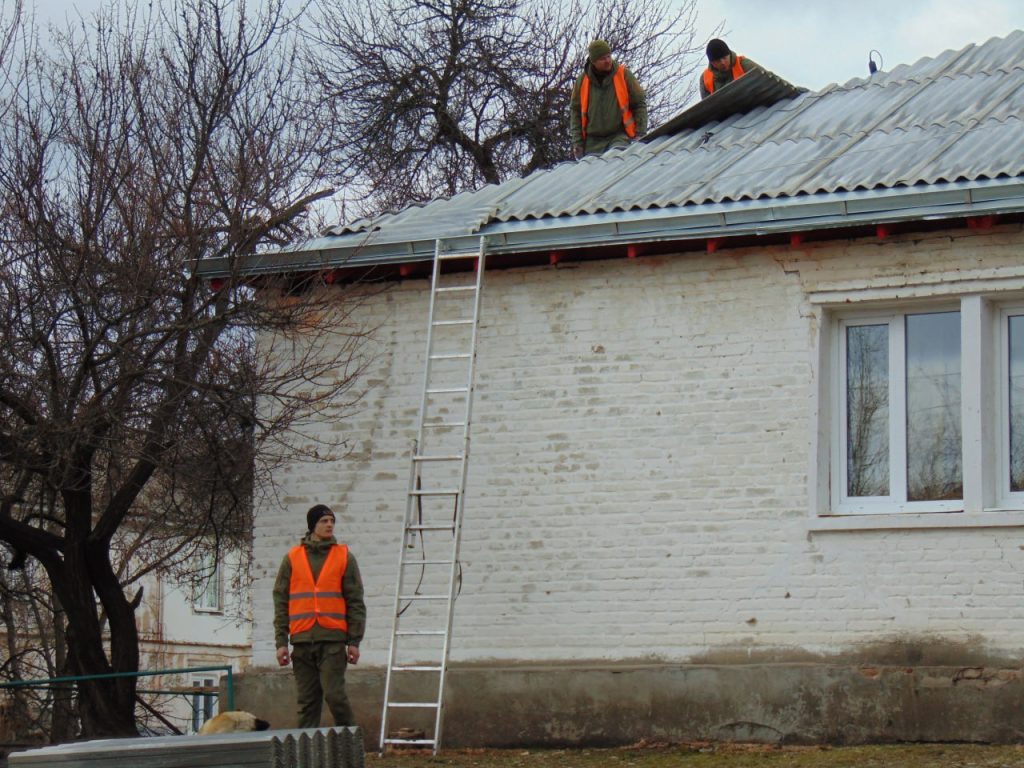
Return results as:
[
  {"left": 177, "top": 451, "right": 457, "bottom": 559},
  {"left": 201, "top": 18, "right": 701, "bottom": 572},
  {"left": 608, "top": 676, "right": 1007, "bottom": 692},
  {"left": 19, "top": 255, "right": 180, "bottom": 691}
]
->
[{"left": 198, "top": 710, "right": 271, "bottom": 735}]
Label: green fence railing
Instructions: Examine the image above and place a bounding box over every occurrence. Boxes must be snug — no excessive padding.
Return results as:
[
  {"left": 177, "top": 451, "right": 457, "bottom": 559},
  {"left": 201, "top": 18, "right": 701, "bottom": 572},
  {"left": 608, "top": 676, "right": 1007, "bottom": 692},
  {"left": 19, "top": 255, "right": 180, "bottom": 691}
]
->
[{"left": 0, "top": 664, "right": 235, "bottom": 733}]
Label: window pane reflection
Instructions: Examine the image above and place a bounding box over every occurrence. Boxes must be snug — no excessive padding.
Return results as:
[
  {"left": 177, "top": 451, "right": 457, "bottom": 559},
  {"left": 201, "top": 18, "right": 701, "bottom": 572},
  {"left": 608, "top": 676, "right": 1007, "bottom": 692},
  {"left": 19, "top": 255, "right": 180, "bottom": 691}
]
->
[
  {"left": 847, "top": 324, "right": 889, "bottom": 496},
  {"left": 1010, "top": 316, "right": 1024, "bottom": 491},
  {"left": 906, "top": 312, "right": 961, "bottom": 501}
]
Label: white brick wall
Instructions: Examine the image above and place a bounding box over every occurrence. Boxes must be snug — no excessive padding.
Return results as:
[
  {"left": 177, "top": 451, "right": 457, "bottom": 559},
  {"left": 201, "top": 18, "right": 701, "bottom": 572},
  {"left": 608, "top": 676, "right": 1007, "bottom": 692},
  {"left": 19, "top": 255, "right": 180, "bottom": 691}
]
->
[{"left": 252, "top": 226, "right": 1024, "bottom": 668}]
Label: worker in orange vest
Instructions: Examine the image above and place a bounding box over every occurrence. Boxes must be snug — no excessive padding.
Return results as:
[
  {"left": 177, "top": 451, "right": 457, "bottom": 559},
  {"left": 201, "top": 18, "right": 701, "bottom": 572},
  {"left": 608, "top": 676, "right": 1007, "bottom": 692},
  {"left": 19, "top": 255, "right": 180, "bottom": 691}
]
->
[
  {"left": 273, "top": 504, "right": 366, "bottom": 728},
  {"left": 700, "top": 38, "right": 761, "bottom": 99},
  {"left": 570, "top": 39, "right": 647, "bottom": 158}
]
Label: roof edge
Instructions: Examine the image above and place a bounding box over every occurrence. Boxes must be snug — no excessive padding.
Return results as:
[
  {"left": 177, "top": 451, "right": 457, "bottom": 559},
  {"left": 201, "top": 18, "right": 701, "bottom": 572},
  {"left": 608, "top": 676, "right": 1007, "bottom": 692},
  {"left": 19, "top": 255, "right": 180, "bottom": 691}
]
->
[{"left": 194, "top": 178, "right": 1024, "bottom": 278}]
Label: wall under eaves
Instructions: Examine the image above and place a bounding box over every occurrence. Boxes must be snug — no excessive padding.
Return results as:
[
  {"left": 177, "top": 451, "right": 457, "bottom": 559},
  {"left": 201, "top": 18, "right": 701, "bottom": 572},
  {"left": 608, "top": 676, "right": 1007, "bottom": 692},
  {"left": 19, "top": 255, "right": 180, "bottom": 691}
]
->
[{"left": 240, "top": 221, "right": 1024, "bottom": 746}]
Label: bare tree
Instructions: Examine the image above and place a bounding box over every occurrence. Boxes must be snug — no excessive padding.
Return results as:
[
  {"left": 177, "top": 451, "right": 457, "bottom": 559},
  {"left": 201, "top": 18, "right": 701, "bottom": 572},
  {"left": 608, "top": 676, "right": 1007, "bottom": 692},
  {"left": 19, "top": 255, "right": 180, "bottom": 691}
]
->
[
  {"left": 306, "top": 0, "right": 710, "bottom": 216},
  {"left": 0, "top": 0, "right": 20, "bottom": 64},
  {"left": 0, "top": 0, "right": 375, "bottom": 739}
]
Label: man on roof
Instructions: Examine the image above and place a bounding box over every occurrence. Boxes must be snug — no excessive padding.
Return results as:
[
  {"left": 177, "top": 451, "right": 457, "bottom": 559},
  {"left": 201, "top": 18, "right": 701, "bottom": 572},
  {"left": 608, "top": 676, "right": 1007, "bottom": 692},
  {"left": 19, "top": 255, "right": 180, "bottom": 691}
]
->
[
  {"left": 699, "top": 38, "right": 761, "bottom": 99},
  {"left": 570, "top": 40, "right": 647, "bottom": 159}
]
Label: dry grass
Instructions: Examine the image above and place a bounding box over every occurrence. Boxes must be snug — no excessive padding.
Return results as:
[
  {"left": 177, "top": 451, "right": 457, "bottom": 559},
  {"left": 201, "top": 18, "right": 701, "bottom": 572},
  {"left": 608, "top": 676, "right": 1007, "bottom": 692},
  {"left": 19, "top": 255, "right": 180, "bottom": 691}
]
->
[{"left": 371, "top": 742, "right": 1024, "bottom": 767}]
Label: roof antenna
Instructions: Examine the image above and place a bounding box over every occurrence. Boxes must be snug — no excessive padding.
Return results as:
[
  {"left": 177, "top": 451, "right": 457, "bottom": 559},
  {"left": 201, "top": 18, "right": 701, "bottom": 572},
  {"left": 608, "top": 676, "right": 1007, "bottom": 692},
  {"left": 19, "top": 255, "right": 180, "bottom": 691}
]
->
[{"left": 868, "top": 49, "right": 883, "bottom": 76}]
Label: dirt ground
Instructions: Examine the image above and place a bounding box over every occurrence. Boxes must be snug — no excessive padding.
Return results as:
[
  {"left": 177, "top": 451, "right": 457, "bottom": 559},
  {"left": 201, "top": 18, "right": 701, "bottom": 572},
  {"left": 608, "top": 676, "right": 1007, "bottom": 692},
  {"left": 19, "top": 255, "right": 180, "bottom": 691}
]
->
[{"left": 370, "top": 742, "right": 1024, "bottom": 767}]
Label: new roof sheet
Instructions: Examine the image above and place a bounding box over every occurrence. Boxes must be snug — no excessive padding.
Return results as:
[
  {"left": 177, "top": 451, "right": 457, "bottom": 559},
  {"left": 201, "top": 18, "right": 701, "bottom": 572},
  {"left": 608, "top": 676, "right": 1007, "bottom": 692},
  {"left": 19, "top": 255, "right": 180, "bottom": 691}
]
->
[
  {"left": 198, "top": 31, "right": 1024, "bottom": 277},
  {"left": 644, "top": 68, "right": 806, "bottom": 140}
]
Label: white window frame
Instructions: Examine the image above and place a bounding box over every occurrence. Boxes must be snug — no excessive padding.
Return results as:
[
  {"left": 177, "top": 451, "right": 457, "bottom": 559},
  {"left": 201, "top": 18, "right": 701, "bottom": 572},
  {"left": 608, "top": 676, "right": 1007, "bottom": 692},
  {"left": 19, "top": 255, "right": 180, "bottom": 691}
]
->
[
  {"left": 998, "top": 303, "right": 1024, "bottom": 509},
  {"left": 832, "top": 305, "right": 963, "bottom": 516},
  {"left": 190, "top": 676, "right": 217, "bottom": 733},
  {"left": 192, "top": 550, "right": 222, "bottom": 614},
  {"left": 806, "top": 286, "right": 1024, "bottom": 532}
]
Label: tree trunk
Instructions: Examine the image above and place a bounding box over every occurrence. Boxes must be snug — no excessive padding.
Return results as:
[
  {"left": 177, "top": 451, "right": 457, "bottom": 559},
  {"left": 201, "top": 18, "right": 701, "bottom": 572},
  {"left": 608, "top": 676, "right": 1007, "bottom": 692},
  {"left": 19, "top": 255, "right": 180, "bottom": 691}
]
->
[
  {"left": 49, "top": 597, "right": 77, "bottom": 743},
  {"left": 48, "top": 487, "right": 140, "bottom": 739}
]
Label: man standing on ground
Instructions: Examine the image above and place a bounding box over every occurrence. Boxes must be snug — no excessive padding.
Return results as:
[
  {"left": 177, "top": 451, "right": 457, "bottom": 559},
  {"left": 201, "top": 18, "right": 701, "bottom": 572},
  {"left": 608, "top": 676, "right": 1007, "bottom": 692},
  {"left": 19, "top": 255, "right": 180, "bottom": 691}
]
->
[
  {"left": 274, "top": 504, "right": 366, "bottom": 728},
  {"left": 699, "top": 38, "right": 761, "bottom": 99},
  {"left": 570, "top": 39, "right": 647, "bottom": 158}
]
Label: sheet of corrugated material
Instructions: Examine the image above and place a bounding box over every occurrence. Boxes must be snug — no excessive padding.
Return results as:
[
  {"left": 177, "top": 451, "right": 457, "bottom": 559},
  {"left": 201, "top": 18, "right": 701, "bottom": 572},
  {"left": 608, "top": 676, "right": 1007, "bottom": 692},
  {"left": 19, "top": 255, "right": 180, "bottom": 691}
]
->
[
  {"left": 321, "top": 30, "right": 1023, "bottom": 232},
  {"left": 8, "top": 726, "right": 365, "bottom": 768}
]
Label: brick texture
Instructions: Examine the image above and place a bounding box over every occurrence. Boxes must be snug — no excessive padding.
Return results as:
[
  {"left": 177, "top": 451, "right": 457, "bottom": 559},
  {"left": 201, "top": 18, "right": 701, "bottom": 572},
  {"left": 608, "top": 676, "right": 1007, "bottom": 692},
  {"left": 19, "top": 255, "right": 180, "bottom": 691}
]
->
[{"left": 252, "top": 226, "right": 1024, "bottom": 668}]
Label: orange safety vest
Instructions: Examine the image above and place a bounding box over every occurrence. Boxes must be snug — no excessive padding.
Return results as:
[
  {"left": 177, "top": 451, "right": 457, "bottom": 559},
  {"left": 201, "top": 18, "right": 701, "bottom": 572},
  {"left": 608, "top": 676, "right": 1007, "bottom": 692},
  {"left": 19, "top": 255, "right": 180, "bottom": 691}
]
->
[
  {"left": 702, "top": 55, "right": 747, "bottom": 95},
  {"left": 288, "top": 544, "right": 349, "bottom": 635},
  {"left": 579, "top": 66, "right": 637, "bottom": 141}
]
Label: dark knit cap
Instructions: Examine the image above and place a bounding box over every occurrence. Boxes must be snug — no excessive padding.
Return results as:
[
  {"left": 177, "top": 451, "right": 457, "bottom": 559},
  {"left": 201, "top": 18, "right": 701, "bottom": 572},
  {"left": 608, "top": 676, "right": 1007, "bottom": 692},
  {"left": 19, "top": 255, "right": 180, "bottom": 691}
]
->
[
  {"left": 706, "top": 38, "right": 731, "bottom": 61},
  {"left": 306, "top": 504, "right": 334, "bottom": 532},
  {"left": 588, "top": 40, "right": 612, "bottom": 61}
]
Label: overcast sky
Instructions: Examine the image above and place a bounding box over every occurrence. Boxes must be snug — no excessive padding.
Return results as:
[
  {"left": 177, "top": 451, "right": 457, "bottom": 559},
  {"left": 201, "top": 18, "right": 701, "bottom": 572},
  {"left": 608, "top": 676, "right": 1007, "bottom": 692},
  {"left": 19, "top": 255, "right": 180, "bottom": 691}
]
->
[
  {"left": 28, "top": 0, "right": 1024, "bottom": 93},
  {"left": 694, "top": 0, "right": 1024, "bottom": 91}
]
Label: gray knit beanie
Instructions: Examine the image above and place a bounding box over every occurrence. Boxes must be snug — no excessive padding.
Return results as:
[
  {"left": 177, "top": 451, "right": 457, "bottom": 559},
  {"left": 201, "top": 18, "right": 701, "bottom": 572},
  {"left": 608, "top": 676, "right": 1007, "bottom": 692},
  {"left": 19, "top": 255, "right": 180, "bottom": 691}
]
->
[{"left": 588, "top": 40, "right": 612, "bottom": 61}]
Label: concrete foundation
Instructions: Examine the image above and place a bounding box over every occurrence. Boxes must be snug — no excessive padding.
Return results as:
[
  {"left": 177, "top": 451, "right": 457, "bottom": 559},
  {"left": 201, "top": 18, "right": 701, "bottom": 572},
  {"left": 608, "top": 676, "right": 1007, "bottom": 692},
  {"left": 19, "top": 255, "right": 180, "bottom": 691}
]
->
[{"left": 233, "top": 657, "right": 1024, "bottom": 749}]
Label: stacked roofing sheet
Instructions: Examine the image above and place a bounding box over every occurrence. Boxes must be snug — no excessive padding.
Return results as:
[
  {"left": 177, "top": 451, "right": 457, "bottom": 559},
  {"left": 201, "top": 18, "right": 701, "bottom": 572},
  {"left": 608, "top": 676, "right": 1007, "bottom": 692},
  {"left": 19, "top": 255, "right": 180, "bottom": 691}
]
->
[
  {"left": 198, "top": 30, "right": 1024, "bottom": 277},
  {"left": 7, "top": 726, "right": 365, "bottom": 768}
]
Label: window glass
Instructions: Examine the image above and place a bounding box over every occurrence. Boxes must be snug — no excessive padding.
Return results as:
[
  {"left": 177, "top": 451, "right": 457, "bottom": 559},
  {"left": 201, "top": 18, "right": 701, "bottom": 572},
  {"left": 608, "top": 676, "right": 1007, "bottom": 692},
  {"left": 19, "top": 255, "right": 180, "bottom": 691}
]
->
[
  {"left": 191, "top": 677, "right": 216, "bottom": 733},
  {"left": 905, "top": 312, "right": 961, "bottom": 501},
  {"left": 846, "top": 324, "right": 889, "bottom": 496},
  {"left": 1010, "top": 315, "right": 1024, "bottom": 492},
  {"left": 193, "top": 551, "right": 221, "bottom": 612}
]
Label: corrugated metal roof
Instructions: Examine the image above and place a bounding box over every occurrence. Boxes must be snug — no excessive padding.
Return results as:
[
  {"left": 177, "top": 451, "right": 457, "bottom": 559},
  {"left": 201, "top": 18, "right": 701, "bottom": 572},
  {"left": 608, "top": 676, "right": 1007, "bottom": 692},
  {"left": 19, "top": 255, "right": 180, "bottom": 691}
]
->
[
  {"left": 198, "top": 30, "right": 1024, "bottom": 278},
  {"left": 643, "top": 69, "right": 806, "bottom": 141}
]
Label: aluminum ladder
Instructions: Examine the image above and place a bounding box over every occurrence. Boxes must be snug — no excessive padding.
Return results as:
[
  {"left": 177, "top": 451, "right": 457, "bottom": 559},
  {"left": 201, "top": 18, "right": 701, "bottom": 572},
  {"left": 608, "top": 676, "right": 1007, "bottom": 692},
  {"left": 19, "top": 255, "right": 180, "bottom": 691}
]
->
[{"left": 379, "top": 238, "right": 486, "bottom": 755}]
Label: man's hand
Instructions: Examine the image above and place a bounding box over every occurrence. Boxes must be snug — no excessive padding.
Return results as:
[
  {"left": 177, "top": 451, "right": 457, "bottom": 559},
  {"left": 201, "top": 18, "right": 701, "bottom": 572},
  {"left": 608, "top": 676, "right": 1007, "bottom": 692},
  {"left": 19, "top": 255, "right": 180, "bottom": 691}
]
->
[
  {"left": 346, "top": 645, "right": 360, "bottom": 665},
  {"left": 276, "top": 646, "right": 290, "bottom": 667},
  {"left": 573, "top": 146, "right": 584, "bottom": 160}
]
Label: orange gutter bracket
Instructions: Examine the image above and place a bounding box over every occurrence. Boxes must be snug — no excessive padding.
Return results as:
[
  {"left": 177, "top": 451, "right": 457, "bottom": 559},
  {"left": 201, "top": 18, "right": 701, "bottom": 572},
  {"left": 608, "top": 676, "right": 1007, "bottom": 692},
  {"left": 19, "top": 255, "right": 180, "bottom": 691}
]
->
[
  {"left": 399, "top": 264, "right": 414, "bottom": 278},
  {"left": 876, "top": 224, "right": 890, "bottom": 239},
  {"left": 549, "top": 251, "right": 563, "bottom": 266},
  {"left": 967, "top": 215, "right": 997, "bottom": 230},
  {"left": 789, "top": 232, "right": 805, "bottom": 248},
  {"left": 706, "top": 238, "right": 722, "bottom": 254},
  {"left": 627, "top": 244, "right": 644, "bottom": 259}
]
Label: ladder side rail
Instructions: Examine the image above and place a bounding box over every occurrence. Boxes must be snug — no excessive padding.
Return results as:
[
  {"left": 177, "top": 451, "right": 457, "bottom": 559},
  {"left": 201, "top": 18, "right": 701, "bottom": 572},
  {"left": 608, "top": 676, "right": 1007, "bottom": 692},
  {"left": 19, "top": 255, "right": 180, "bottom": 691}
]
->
[
  {"left": 379, "top": 240, "right": 445, "bottom": 753},
  {"left": 378, "top": 450, "right": 421, "bottom": 753},
  {"left": 416, "top": 243, "right": 446, "bottom": 449},
  {"left": 432, "top": 238, "right": 488, "bottom": 752}
]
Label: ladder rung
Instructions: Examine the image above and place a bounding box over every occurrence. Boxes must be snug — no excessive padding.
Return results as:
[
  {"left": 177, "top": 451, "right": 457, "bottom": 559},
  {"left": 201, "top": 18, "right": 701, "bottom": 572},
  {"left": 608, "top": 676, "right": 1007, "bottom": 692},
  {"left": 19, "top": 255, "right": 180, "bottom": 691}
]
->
[
  {"left": 401, "top": 559, "right": 454, "bottom": 566},
  {"left": 412, "top": 454, "right": 463, "bottom": 462},
  {"left": 407, "top": 524, "right": 455, "bottom": 531},
  {"left": 432, "top": 319, "right": 474, "bottom": 327},
  {"left": 434, "top": 285, "right": 476, "bottom": 293},
  {"left": 428, "top": 353, "right": 472, "bottom": 360},
  {"left": 383, "top": 738, "right": 437, "bottom": 746},
  {"left": 395, "top": 630, "right": 447, "bottom": 636},
  {"left": 399, "top": 594, "right": 448, "bottom": 601},
  {"left": 409, "top": 489, "right": 460, "bottom": 496},
  {"left": 425, "top": 387, "right": 469, "bottom": 394},
  {"left": 422, "top": 421, "right": 465, "bottom": 429},
  {"left": 437, "top": 252, "right": 476, "bottom": 261},
  {"left": 387, "top": 702, "right": 440, "bottom": 709},
  {"left": 391, "top": 664, "right": 443, "bottom": 671}
]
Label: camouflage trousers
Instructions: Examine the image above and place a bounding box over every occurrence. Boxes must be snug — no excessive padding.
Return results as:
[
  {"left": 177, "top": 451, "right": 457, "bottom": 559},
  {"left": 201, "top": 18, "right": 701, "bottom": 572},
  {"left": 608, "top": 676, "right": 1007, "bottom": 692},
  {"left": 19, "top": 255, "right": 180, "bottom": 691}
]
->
[
  {"left": 583, "top": 133, "right": 632, "bottom": 155},
  {"left": 291, "top": 641, "right": 354, "bottom": 728}
]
